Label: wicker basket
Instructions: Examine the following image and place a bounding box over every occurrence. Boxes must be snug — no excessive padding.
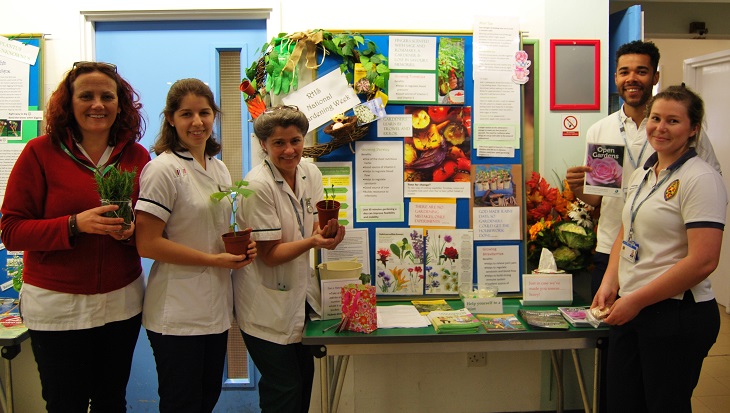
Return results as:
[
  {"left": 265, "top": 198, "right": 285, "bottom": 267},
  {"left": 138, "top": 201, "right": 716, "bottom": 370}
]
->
[{"left": 303, "top": 116, "right": 370, "bottom": 158}]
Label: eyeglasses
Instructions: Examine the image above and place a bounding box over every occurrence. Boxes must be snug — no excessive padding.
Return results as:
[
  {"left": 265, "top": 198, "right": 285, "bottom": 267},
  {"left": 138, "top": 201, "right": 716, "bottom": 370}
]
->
[{"left": 72, "top": 61, "right": 118, "bottom": 73}]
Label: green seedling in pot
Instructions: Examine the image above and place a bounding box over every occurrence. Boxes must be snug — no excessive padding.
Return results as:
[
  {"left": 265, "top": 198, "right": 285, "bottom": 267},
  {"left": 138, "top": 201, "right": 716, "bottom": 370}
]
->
[
  {"left": 324, "top": 184, "right": 337, "bottom": 209},
  {"left": 210, "top": 180, "right": 255, "bottom": 234}
]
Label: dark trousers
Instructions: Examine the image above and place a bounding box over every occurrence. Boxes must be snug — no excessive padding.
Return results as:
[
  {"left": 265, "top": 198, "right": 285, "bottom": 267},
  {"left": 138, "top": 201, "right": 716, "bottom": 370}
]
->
[
  {"left": 242, "top": 330, "right": 314, "bottom": 413},
  {"left": 29, "top": 313, "right": 141, "bottom": 413},
  {"left": 607, "top": 294, "right": 719, "bottom": 413},
  {"left": 146, "top": 330, "right": 228, "bottom": 413}
]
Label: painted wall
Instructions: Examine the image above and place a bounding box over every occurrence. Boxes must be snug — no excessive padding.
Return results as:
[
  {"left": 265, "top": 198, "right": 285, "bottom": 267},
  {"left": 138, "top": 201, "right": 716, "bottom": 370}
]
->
[
  {"left": 3, "top": 0, "right": 608, "bottom": 411},
  {"left": 650, "top": 39, "right": 730, "bottom": 88}
]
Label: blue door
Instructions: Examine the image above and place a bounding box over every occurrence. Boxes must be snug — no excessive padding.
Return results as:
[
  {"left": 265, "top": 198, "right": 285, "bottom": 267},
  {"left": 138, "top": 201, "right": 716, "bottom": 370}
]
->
[
  {"left": 609, "top": 5, "right": 643, "bottom": 112},
  {"left": 95, "top": 20, "right": 266, "bottom": 412}
]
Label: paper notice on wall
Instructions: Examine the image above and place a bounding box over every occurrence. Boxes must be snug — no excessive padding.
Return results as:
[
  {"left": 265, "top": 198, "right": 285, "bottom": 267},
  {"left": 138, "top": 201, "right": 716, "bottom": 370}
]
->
[
  {"left": 281, "top": 69, "right": 360, "bottom": 131},
  {"left": 476, "top": 245, "right": 520, "bottom": 293},
  {"left": 0, "top": 35, "right": 40, "bottom": 65}
]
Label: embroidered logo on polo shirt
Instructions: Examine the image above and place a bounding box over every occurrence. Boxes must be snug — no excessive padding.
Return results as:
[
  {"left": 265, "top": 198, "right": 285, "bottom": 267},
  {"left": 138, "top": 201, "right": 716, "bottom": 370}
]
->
[{"left": 665, "top": 179, "right": 679, "bottom": 200}]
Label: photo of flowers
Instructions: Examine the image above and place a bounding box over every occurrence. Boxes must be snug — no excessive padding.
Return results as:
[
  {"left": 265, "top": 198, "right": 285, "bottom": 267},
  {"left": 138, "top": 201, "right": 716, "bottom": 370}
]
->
[
  {"left": 424, "top": 229, "right": 473, "bottom": 295},
  {"left": 583, "top": 143, "right": 625, "bottom": 197},
  {"left": 374, "top": 228, "right": 425, "bottom": 295},
  {"left": 404, "top": 105, "right": 471, "bottom": 183}
]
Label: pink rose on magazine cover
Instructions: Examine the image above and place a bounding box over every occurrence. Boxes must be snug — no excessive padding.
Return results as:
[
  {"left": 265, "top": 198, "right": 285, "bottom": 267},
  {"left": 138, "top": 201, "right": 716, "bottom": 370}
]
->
[{"left": 587, "top": 156, "right": 622, "bottom": 187}]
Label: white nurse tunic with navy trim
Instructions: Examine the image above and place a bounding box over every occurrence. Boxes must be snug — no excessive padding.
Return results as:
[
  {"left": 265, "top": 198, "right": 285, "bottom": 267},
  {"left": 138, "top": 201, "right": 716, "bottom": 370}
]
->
[
  {"left": 136, "top": 150, "right": 234, "bottom": 335},
  {"left": 233, "top": 159, "right": 324, "bottom": 345}
]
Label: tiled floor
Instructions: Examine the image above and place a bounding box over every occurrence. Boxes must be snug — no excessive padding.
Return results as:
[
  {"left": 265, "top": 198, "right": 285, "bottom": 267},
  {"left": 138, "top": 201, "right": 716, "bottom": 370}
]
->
[{"left": 692, "top": 304, "right": 730, "bottom": 413}]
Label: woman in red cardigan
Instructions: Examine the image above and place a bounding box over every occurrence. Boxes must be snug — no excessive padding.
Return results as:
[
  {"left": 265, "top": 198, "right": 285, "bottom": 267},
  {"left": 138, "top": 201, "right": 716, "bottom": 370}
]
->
[{"left": 0, "top": 61, "right": 150, "bottom": 413}]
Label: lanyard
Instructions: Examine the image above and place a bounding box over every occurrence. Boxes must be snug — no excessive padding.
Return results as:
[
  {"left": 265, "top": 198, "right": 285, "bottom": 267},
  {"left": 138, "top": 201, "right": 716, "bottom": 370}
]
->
[
  {"left": 287, "top": 195, "right": 306, "bottom": 238},
  {"left": 264, "top": 159, "right": 307, "bottom": 238},
  {"left": 60, "top": 140, "right": 117, "bottom": 176},
  {"left": 617, "top": 112, "right": 648, "bottom": 170},
  {"left": 627, "top": 166, "right": 677, "bottom": 240}
]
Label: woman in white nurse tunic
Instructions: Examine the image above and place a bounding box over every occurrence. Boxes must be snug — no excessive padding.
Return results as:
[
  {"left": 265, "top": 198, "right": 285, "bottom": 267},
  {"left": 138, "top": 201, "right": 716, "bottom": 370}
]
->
[
  {"left": 135, "top": 79, "right": 256, "bottom": 413},
  {"left": 233, "top": 105, "right": 345, "bottom": 413}
]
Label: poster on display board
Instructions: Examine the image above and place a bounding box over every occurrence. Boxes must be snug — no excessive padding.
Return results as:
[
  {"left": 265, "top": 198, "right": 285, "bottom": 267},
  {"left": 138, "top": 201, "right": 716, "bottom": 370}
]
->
[{"left": 258, "top": 22, "right": 528, "bottom": 297}]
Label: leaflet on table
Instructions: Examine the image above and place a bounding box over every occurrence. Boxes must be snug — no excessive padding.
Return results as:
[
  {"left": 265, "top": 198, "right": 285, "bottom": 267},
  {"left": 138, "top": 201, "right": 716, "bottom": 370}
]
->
[
  {"left": 0, "top": 313, "right": 25, "bottom": 340},
  {"left": 476, "top": 314, "right": 526, "bottom": 331},
  {"left": 558, "top": 306, "right": 607, "bottom": 328},
  {"left": 518, "top": 309, "right": 570, "bottom": 330},
  {"left": 377, "top": 305, "right": 430, "bottom": 328},
  {"left": 582, "top": 143, "right": 625, "bottom": 198},
  {"left": 411, "top": 299, "right": 452, "bottom": 315},
  {"left": 427, "top": 308, "right": 481, "bottom": 333}
]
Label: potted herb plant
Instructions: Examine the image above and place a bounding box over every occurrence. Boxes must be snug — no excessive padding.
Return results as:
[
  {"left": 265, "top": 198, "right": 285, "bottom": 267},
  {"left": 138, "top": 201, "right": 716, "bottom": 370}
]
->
[
  {"left": 210, "top": 180, "right": 255, "bottom": 255},
  {"left": 316, "top": 184, "right": 341, "bottom": 230},
  {"left": 95, "top": 166, "right": 137, "bottom": 230}
]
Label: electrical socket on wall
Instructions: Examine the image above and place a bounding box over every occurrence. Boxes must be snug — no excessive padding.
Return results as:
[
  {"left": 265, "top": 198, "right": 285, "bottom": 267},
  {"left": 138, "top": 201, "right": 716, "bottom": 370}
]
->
[{"left": 467, "top": 352, "right": 487, "bottom": 367}]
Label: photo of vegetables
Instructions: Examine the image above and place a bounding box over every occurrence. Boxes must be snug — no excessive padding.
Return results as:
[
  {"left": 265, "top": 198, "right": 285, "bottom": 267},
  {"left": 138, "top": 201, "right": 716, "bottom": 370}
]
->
[
  {"left": 403, "top": 105, "right": 472, "bottom": 183},
  {"left": 437, "top": 37, "right": 465, "bottom": 104},
  {"left": 473, "top": 165, "right": 519, "bottom": 208}
]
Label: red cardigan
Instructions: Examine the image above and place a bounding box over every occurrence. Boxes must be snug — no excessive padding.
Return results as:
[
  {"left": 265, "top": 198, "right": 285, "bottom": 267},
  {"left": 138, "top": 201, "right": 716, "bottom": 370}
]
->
[{"left": 1, "top": 132, "right": 150, "bottom": 294}]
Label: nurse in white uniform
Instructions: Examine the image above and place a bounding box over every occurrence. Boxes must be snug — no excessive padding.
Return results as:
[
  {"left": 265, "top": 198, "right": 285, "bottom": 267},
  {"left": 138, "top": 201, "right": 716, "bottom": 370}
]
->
[
  {"left": 233, "top": 105, "right": 345, "bottom": 413},
  {"left": 135, "top": 79, "right": 256, "bottom": 413},
  {"left": 593, "top": 85, "right": 726, "bottom": 412}
]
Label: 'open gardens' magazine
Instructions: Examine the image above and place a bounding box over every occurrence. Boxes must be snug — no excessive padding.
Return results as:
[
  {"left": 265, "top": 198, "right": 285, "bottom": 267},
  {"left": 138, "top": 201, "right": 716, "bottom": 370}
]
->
[{"left": 582, "top": 143, "right": 624, "bottom": 198}]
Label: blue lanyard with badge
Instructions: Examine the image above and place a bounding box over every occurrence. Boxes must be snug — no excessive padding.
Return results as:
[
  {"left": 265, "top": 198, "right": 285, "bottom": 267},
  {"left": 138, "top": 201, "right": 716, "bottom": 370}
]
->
[
  {"left": 623, "top": 167, "right": 677, "bottom": 263},
  {"left": 617, "top": 112, "right": 649, "bottom": 171},
  {"left": 286, "top": 195, "right": 313, "bottom": 238}
]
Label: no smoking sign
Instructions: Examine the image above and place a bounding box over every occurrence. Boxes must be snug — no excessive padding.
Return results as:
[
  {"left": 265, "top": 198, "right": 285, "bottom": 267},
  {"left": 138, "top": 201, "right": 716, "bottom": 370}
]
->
[{"left": 562, "top": 115, "right": 580, "bottom": 137}]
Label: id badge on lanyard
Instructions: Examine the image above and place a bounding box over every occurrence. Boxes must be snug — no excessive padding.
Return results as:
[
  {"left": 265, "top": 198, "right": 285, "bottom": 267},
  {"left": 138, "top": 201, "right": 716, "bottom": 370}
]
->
[{"left": 621, "top": 239, "right": 639, "bottom": 263}]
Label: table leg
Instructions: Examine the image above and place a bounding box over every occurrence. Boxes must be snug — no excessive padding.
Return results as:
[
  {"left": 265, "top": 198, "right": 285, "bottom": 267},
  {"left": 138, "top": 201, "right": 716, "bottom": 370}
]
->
[
  {"left": 319, "top": 356, "right": 329, "bottom": 413},
  {"left": 550, "top": 350, "right": 564, "bottom": 413},
  {"left": 570, "top": 349, "right": 590, "bottom": 413},
  {"left": 331, "top": 355, "right": 349, "bottom": 413},
  {"left": 1, "top": 358, "right": 12, "bottom": 413},
  {"left": 593, "top": 347, "right": 600, "bottom": 413}
]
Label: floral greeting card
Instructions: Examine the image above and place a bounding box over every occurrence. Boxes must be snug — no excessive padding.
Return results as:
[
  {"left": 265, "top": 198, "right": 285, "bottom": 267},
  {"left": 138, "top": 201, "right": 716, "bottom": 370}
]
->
[
  {"left": 424, "top": 229, "right": 474, "bottom": 295},
  {"left": 375, "top": 228, "right": 425, "bottom": 295},
  {"left": 583, "top": 143, "right": 625, "bottom": 197}
]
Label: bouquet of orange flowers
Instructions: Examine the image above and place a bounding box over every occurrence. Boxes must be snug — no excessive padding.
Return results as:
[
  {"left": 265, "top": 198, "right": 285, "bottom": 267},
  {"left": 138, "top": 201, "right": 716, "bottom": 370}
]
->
[{"left": 526, "top": 172, "right": 598, "bottom": 271}]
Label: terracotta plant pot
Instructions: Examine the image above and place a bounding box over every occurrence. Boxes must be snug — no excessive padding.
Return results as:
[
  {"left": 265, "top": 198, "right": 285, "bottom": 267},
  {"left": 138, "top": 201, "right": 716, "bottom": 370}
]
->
[
  {"left": 316, "top": 200, "right": 341, "bottom": 230},
  {"left": 221, "top": 229, "right": 252, "bottom": 256}
]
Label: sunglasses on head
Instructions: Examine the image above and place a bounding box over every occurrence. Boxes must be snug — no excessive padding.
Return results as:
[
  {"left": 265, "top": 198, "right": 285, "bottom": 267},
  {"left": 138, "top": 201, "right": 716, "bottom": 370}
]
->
[
  {"left": 263, "top": 105, "right": 299, "bottom": 114},
  {"left": 72, "top": 61, "right": 118, "bottom": 73}
]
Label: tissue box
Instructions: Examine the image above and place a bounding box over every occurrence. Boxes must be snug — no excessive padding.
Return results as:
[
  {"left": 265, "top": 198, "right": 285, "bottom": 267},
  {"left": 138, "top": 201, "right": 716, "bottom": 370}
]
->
[{"left": 522, "top": 272, "right": 573, "bottom": 306}]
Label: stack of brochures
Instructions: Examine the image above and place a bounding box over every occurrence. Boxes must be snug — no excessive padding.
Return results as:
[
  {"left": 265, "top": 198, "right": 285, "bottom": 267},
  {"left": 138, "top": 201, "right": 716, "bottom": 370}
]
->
[
  {"left": 427, "top": 308, "right": 481, "bottom": 334},
  {"left": 411, "top": 299, "right": 453, "bottom": 315},
  {"left": 518, "top": 309, "right": 570, "bottom": 330},
  {"left": 476, "top": 314, "right": 526, "bottom": 331},
  {"left": 558, "top": 306, "right": 607, "bottom": 328}
]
